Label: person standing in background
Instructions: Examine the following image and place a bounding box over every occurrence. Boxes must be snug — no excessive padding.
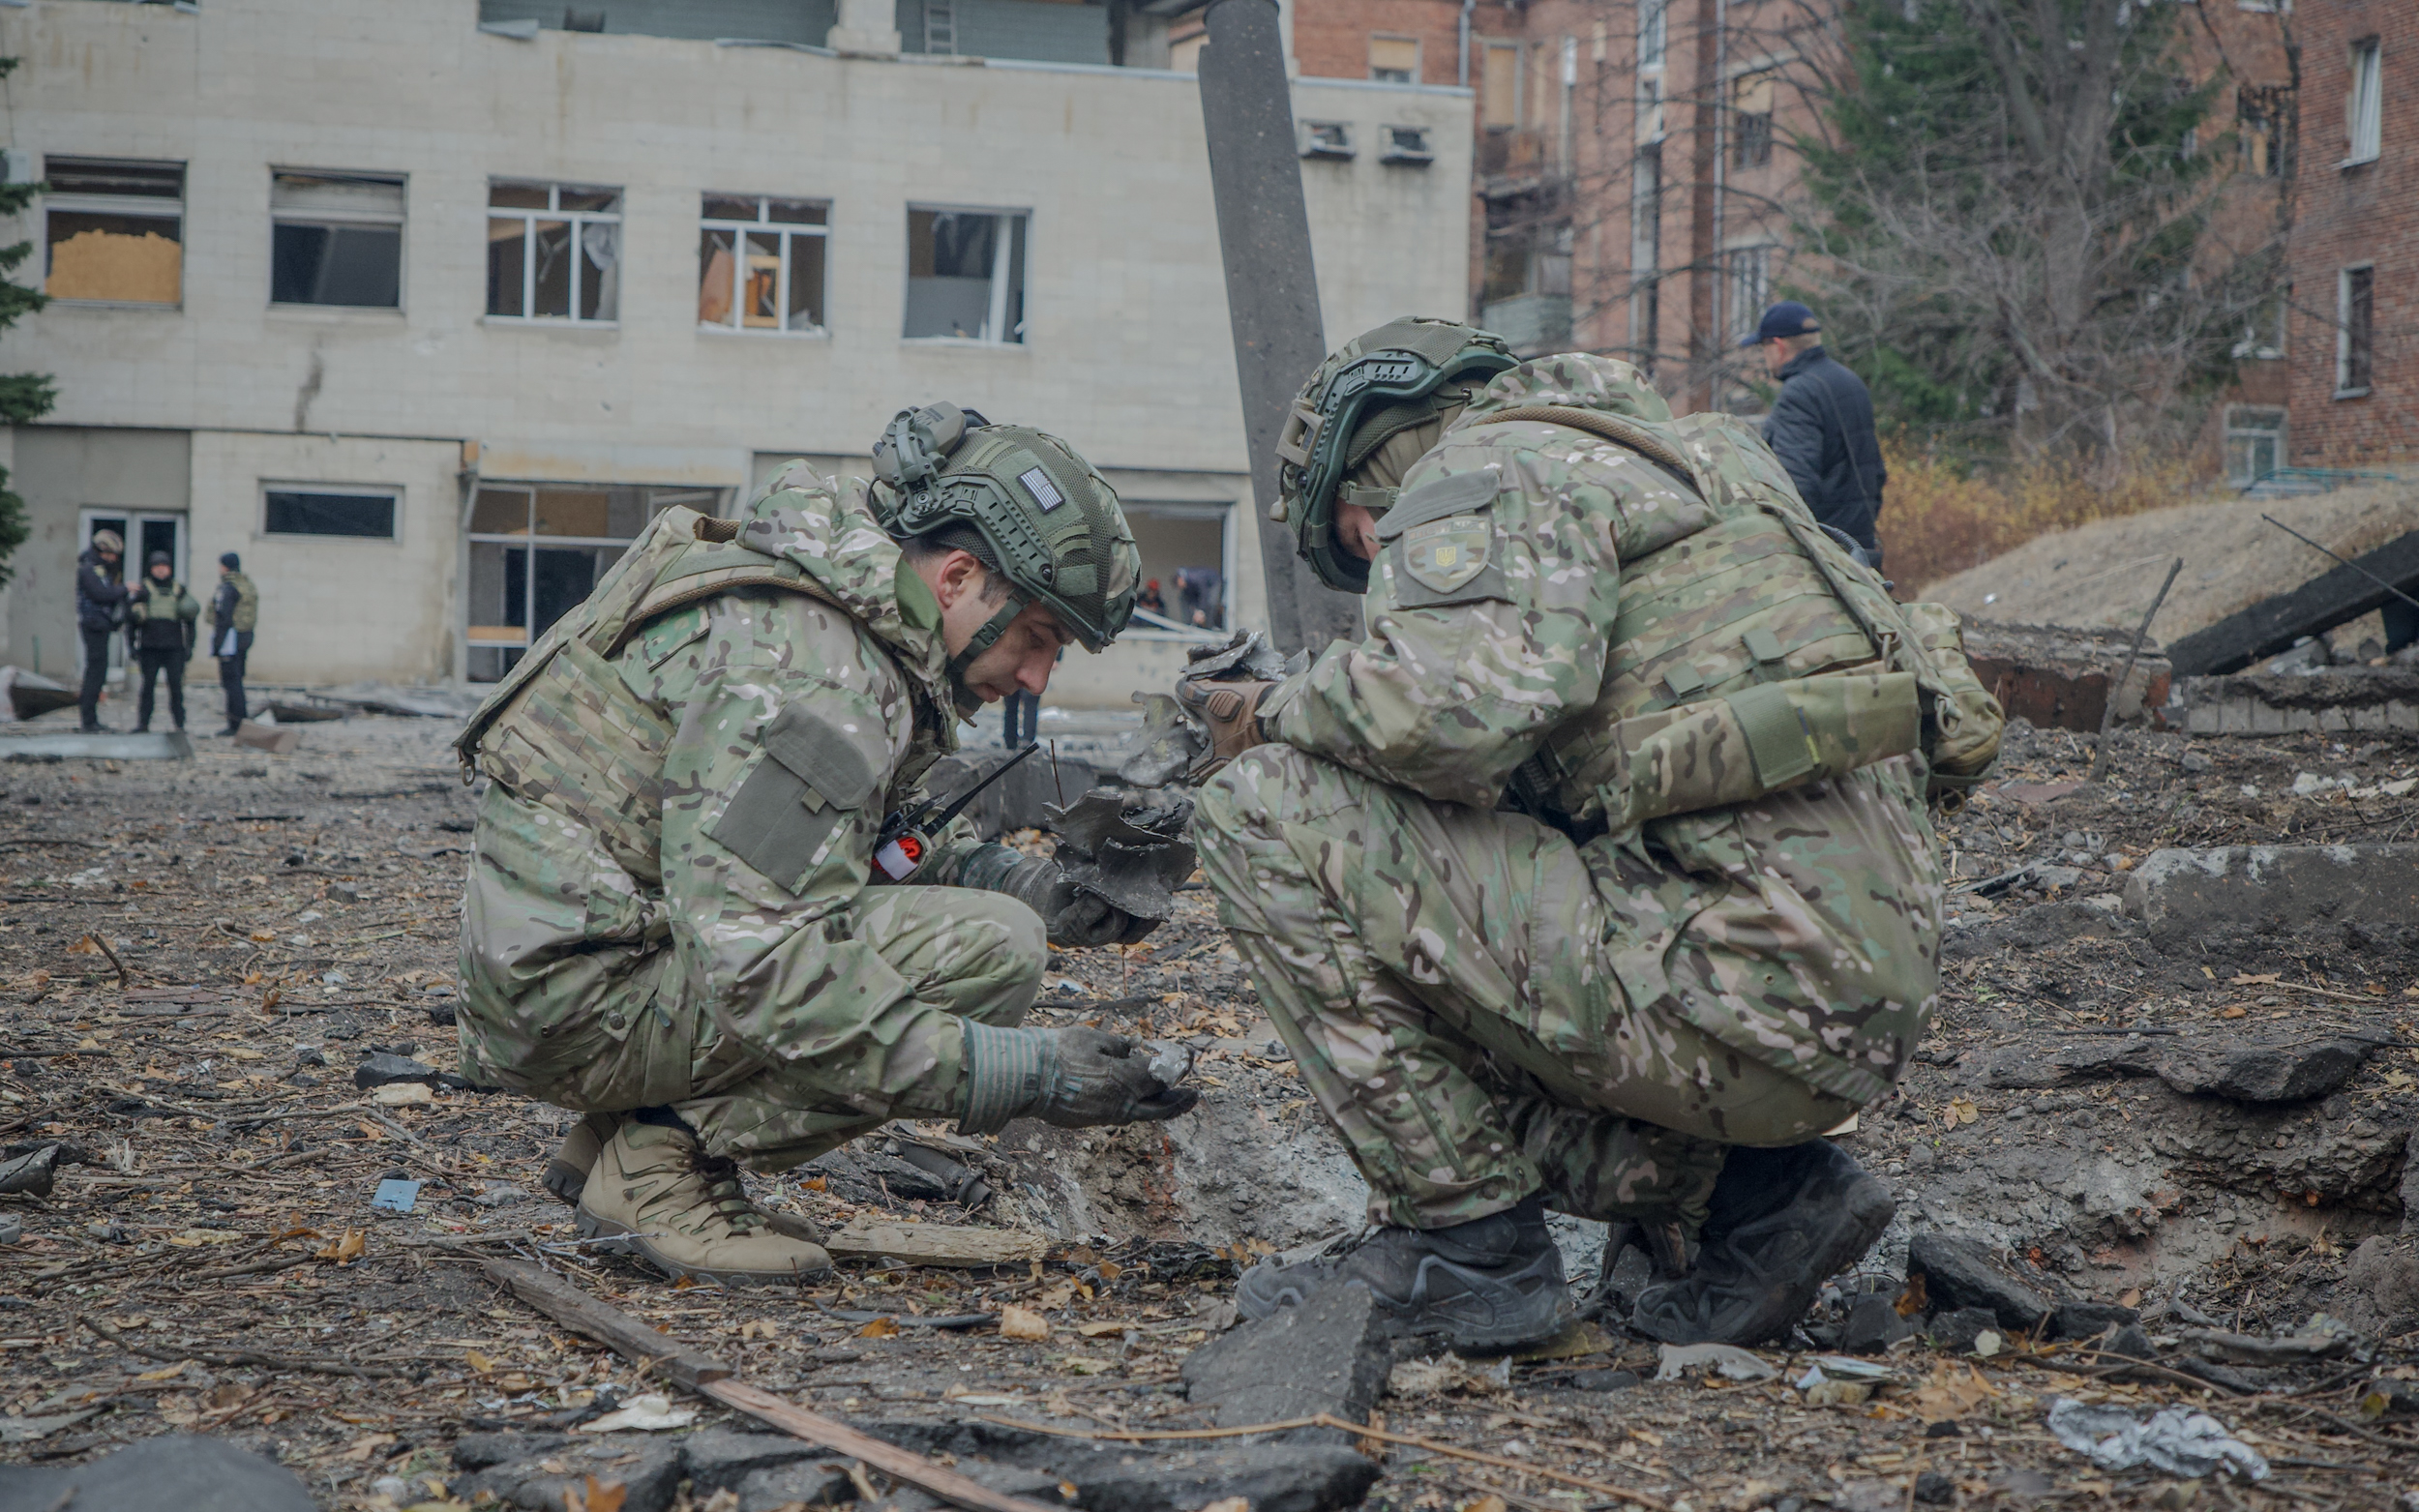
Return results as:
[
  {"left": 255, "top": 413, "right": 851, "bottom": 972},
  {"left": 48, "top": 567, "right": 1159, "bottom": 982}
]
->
[
  {"left": 1746, "top": 302, "right": 1888, "bottom": 567},
  {"left": 127, "top": 549, "right": 199, "bottom": 734},
  {"left": 211, "top": 551, "right": 259, "bottom": 736},
  {"left": 74, "top": 529, "right": 129, "bottom": 733}
]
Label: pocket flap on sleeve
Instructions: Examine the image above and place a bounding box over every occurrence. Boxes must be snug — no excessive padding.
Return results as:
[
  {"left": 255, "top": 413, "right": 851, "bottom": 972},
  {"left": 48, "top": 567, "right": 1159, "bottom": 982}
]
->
[{"left": 760, "top": 704, "right": 881, "bottom": 811}]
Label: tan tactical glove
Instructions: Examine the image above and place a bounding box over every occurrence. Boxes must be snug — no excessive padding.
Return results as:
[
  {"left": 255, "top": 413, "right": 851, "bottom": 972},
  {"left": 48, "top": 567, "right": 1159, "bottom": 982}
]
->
[{"left": 1173, "top": 675, "right": 1276, "bottom": 781}]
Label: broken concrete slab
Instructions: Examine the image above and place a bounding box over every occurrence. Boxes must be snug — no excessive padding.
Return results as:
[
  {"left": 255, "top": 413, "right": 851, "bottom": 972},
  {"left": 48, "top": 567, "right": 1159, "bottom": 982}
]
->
[
  {"left": 2166, "top": 527, "right": 2419, "bottom": 677},
  {"left": 0, "top": 729, "right": 192, "bottom": 760},
  {"left": 2049, "top": 1300, "right": 2141, "bottom": 1341},
  {"left": 2154, "top": 1036, "right": 2379, "bottom": 1104},
  {"left": 2123, "top": 844, "right": 2419, "bottom": 949},
  {"left": 0, "top": 1433, "right": 315, "bottom": 1512},
  {"left": 1926, "top": 1306, "right": 2002, "bottom": 1351},
  {"left": 2178, "top": 668, "right": 2419, "bottom": 736},
  {"left": 656, "top": 1427, "right": 830, "bottom": 1495},
  {"left": 1961, "top": 621, "right": 2171, "bottom": 733},
  {"left": 1905, "top": 1232, "right": 2061, "bottom": 1331},
  {"left": 1180, "top": 1281, "right": 1391, "bottom": 1443},
  {"left": 733, "top": 1460, "right": 856, "bottom": 1512},
  {"left": 453, "top": 1432, "right": 684, "bottom": 1512},
  {"left": 232, "top": 721, "right": 302, "bottom": 754},
  {"left": 844, "top": 1418, "right": 1382, "bottom": 1512}
]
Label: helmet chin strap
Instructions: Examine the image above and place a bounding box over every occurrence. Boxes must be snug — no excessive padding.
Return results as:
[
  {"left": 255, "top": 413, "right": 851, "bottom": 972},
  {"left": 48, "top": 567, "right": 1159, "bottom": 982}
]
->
[{"left": 944, "top": 595, "right": 1028, "bottom": 717}]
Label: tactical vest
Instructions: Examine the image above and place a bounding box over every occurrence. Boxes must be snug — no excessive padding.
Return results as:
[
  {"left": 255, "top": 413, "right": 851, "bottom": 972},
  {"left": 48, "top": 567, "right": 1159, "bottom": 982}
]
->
[
  {"left": 453, "top": 508, "right": 882, "bottom": 881},
  {"left": 221, "top": 573, "right": 259, "bottom": 633},
  {"left": 1474, "top": 405, "right": 2002, "bottom": 832}
]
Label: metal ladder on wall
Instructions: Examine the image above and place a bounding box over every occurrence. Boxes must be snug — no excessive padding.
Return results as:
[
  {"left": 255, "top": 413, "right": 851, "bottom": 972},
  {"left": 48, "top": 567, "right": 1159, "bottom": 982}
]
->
[{"left": 923, "top": 0, "right": 955, "bottom": 54}]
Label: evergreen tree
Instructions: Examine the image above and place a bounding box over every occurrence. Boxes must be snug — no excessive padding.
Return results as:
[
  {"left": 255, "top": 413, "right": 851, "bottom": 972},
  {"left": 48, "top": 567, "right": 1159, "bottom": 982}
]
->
[
  {"left": 0, "top": 55, "right": 55, "bottom": 588},
  {"left": 1793, "top": 0, "right": 2255, "bottom": 455}
]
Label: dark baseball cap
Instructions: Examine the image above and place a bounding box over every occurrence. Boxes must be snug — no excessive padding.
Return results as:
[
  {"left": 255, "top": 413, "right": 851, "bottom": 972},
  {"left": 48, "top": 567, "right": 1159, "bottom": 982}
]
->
[{"left": 1741, "top": 300, "right": 1821, "bottom": 346}]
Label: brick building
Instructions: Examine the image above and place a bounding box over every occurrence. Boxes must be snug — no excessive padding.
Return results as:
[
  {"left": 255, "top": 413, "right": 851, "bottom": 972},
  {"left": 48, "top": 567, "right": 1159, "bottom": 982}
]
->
[{"left": 2282, "top": 1, "right": 2415, "bottom": 470}]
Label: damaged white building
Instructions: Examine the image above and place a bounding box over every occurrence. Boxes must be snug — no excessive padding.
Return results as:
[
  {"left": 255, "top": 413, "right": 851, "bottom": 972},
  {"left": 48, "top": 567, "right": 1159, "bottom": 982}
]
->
[{"left": 0, "top": 0, "right": 1470, "bottom": 701}]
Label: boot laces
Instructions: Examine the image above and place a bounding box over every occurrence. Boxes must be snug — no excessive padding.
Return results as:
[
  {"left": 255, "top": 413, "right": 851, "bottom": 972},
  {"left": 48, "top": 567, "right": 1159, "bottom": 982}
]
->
[{"left": 689, "top": 1152, "right": 769, "bottom": 1235}]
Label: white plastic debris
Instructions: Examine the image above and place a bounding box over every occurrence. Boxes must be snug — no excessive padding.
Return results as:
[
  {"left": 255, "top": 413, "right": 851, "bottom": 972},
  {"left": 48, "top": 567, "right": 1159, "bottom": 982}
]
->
[
  {"left": 1655, "top": 1342, "right": 1777, "bottom": 1383},
  {"left": 2046, "top": 1397, "right": 2268, "bottom": 1481},
  {"left": 578, "top": 1392, "right": 699, "bottom": 1433}
]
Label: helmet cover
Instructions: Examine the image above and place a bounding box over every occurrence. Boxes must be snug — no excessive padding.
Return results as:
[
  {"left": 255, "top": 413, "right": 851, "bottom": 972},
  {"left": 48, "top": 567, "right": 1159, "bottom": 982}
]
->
[{"left": 1273, "top": 317, "right": 1516, "bottom": 592}]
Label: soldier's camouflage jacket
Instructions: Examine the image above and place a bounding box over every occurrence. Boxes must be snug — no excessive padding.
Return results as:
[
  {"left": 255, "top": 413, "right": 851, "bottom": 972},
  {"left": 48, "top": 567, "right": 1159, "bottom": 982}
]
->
[
  {"left": 453, "top": 465, "right": 1006, "bottom": 1112},
  {"left": 1256, "top": 355, "right": 1981, "bottom": 1106}
]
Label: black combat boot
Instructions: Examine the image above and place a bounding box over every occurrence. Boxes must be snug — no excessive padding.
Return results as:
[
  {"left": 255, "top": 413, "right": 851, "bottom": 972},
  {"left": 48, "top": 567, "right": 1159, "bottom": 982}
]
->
[
  {"left": 1628, "top": 1140, "right": 1894, "bottom": 1347},
  {"left": 1235, "top": 1193, "right": 1572, "bottom": 1351}
]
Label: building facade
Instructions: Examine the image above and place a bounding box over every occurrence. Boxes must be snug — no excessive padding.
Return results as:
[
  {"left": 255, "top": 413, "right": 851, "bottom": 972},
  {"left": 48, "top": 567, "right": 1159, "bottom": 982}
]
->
[
  {"left": 0, "top": 0, "right": 1472, "bottom": 704},
  {"left": 2282, "top": 0, "right": 2413, "bottom": 471}
]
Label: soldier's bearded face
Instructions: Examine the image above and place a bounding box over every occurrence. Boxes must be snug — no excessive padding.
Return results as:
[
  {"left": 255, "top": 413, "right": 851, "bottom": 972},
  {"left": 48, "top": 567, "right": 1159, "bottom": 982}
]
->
[{"left": 1333, "top": 502, "right": 1380, "bottom": 562}]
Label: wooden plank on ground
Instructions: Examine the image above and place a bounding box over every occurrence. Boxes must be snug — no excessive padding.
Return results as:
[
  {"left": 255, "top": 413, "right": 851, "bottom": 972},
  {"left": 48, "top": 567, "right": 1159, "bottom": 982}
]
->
[
  {"left": 480, "top": 1259, "right": 1057, "bottom": 1512},
  {"left": 824, "top": 1219, "right": 1047, "bottom": 1268},
  {"left": 2167, "top": 528, "right": 2419, "bottom": 676}
]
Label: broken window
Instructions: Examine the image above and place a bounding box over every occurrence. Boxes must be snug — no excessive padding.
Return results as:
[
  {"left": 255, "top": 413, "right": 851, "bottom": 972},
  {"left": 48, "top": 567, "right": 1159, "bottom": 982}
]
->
[
  {"left": 698, "top": 194, "right": 828, "bottom": 334},
  {"left": 43, "top": 157, "right": 183, "bottom": 306},
  {"left": 2338, "top": 265, "right": 2374, "bottom": 396},
  {"left": 2345, "top": 38, "right": 2381, "bottom": 165},
  {"left": 1382, "top": 126, "right": 1436, "bottom": 164},
  {"left": 2224, "top": 407, "right": 2285, "bottom": 487},
  {"left": 1732, "top": 73, "right": 1775, "bottom": 167},
  {"left": 263, "top": 488, "right": 399, "bottom": 539},
  {"left": 271, "top": 171, "right": 404, "bottom": 309},
  {"left": 903, "top": 209, "right": 1026, "bottom": 343},
  {"left": 1638, "top": 0, "right": 1666, "bottom": 71},
  {"left": 487, "top": 181, "right": 621, "bottom": 323},
  {"left": 1299, "top": 121, "right": 1355, "bottom": 160},
  {"left": 465, "top": 484, "right": 682, "bottom": 681},
  {"left": 1368, "top": 36, "right": 1419, "bottom": 84},
  {"left": 2236, "top": 86, "right": 2288, "bottom": 178}
]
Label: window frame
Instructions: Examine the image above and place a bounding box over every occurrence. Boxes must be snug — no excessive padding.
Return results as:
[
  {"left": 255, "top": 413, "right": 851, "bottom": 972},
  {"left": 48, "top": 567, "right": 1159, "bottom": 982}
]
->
[
  {"left": 269, "top": 168, "right": 407, "bottom": 312},
  {"left": 696, "top": 193, "right": 831, "bottom": 338},
  {"left": 901, "top": 205, "right": 1030, "bottom": 347},
  {"left": 486, "top": 179, "right": 624, "bottom": 326},
  {"left": 1638, "top": 0, "right": 1667, "bottom": 72},
  {"left": 2336, "top": 264, "right": 2374, "bottom": 398},
  {"left": 41, "top": 155, "right": 185, "bottom": 309},
  {"left": 260, "top": 483, "right": 403, "bottom": 543},
  {"left": 1367, "top": 34, "right": 1420, "bottom": 85},
  {"left": 2344, "top": 37, "right": 2381, "bottom": 167},
  {"left": 1726, "top": 244, "right": 1774, "bottom": 343},
  {"left": 2222, "top": 405, "right": 2287, "bottom": 488}
]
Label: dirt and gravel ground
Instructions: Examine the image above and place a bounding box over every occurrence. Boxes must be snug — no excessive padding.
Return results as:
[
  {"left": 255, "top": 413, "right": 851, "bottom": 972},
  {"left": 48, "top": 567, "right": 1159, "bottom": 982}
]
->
[{"left": 5, "top": 694, "right": 2419, "bottom": 1511}]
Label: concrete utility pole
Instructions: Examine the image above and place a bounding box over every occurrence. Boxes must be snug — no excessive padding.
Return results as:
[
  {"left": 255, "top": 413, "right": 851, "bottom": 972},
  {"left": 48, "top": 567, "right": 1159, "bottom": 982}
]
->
[{"left": 1196, "top": 0, "right": 1364, "bottom": 655}]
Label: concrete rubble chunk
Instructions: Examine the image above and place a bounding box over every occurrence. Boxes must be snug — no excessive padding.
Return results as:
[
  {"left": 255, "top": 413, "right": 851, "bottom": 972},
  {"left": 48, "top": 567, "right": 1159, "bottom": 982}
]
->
[
  {"left": 352, "top": 1052, "right": 441, "bottom": 1091},
  {"left": 1180, "top": 1281, "right": 1392, "bottom": 1445},
  {"left": 453, "top": 1432, "right": 684, "bottom": 1512},
  {"left": 1837, "top": 1292, "right": 1915, "bottom": 1354},
  {"left": 1926, "top": 1305, "right": 2002, "bottom": 1352},
  {"left": 2154, "top": 1036, "right": 2378, "bottom": 1104},
  {"left": 1960, "top": 621, "right": 2171, "bottom": 733},
  {"left": 1906, "top": 1233, "right": 2060, "bottom": 1330},
  {"left": 0, "top": 1433, "right": 316, "bottom": 1512},
  {"left": 2049, "top": 1300, "right": 2142, "bottom": 1341},
  {"left": 2124, "top": 845, "right": 2419, "bottom": 948},
  {"left": 734, "top": 1460, "right": 857, "bottom": 1512},
  {"left": 664, "top": 1427, "right": 830, "bottom": 1494}
]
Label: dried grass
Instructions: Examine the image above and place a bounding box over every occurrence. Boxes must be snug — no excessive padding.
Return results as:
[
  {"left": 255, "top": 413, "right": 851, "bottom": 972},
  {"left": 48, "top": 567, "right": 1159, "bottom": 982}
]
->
[{"left": 1882, "top": 442, "right": 2207, "bottom": 595}]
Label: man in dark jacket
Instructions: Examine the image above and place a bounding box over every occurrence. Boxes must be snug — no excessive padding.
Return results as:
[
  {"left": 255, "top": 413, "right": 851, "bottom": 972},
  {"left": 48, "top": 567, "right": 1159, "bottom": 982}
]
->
[
  {"left": 210, "top": 551, "right": 259, "bottom": 736},
  {"left": 74, "top": 530, "right": 129, "bottom": 732},
  {"left": 1745, "top": 302, "right": 1888, "bottom": 564},
  {"left": 127, "top": 550, "right": 200, "bottom": 734}
]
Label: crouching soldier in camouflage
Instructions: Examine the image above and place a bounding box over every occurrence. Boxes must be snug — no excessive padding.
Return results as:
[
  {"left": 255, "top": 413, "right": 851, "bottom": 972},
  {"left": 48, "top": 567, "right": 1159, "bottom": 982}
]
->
[
  {"left": 1181, "top": 320, "right": 2003, "bottom": 1349},
  {"left": 456, "top": 404, "right": 1196, "bottom": 1285}
]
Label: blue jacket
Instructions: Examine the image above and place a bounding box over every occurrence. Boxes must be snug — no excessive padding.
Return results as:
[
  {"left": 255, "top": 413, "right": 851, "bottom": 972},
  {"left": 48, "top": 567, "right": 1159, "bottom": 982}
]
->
[{"left": 1761, "top": 346, "right": 1887, "bottom": 556}]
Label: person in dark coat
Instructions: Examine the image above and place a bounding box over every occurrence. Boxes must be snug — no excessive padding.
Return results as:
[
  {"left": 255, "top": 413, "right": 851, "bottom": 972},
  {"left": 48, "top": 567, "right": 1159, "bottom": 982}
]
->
[
  {"left": 126, "top": 550, "right": 200, "bottom": 733},
  {"left": 74, "top": 529, "right": 129, "bottom": 732},
  {"left": 1744, "top": 302, "right": 1888, "bottom": 565},
  {"left": 210, "top": 551, "right": 260, "bottom": 735}
]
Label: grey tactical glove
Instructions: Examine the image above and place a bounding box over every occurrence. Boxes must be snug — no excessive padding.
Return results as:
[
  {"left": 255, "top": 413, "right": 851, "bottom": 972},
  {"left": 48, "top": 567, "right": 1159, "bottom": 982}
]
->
[
  {"left": 959, "top": 1023, "right": 1199, "bottom": 1135},
  {"left": 959, "top": 845, "right": 1152, "bottom": 948}
]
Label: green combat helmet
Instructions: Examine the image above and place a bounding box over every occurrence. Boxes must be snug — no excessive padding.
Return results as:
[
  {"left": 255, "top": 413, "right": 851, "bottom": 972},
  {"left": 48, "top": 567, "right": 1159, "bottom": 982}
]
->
[
  {"left": 869, "top": 402, "right": 1140, "bottom": 704},
  {"left": 1272, "top": 317, "right": 1516, "bottom": 592}
]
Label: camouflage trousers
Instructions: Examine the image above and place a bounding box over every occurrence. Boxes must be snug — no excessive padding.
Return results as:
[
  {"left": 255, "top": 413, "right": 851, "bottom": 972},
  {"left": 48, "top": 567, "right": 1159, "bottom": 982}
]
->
[
  {"left": 459, "top": 787, "right": 1044, "bottom": 1173},
  {"left": 1193, "top": 744, "right": 1867, "bottom": 1231}
]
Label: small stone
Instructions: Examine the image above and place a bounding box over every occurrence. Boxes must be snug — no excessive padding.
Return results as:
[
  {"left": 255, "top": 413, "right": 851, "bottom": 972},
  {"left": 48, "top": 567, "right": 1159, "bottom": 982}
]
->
[
  {"left": 1563, "top": 1368, "right": 1640, "bottom": 1391},
  {"left": 1906, "top": 1232, "right": 2059, "bottom": 1330},
  {"left": 292, "top": 1046, "right": 327, "bottom": 1067},
  {"left": 0, "top": 1214, "right": 22, "bottom": 1245},
  {"left": 1926, "top": 1306, "right": 2001, "bottom": 1352},
  {"left": 1914, "top": 1470, "right": 1956, "bottom": 1505},
  {"left": 2051, "top": 1300, "right": 2142, "bottom": 1340},
  {"left": 1838, "top": 1293, "right": 1914, "bottom": 1354},
  {"left": 352, "top": 1052, "right": 439, "bottom": 1091},
  {"left": 2181, "top": 751, "right": 2212, "bottom": 773}
]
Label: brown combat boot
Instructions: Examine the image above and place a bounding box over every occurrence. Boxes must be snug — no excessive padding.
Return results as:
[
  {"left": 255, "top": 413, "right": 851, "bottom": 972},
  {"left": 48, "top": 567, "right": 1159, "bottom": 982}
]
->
[
  {"left": 545, "top": 1111, "right": 824, "bottom": 1243},
  {"left": 575, "top": 1119, "right": 830, "bottom": 1286}
]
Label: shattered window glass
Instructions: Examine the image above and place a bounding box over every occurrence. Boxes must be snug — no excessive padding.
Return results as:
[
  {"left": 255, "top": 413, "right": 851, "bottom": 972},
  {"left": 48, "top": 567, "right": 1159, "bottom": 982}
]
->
[
  {"left": 270, "top": 171, "right": 404, "bottom": 309},
  {"left": 697, "top": 194, "right": 828, "bottom": 334},
  {"left": 487, "top": 181, "right": 621, "bottom": 323},
  {"left": 904, "top": 208, "right": 1027, "bottom": 343}
]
